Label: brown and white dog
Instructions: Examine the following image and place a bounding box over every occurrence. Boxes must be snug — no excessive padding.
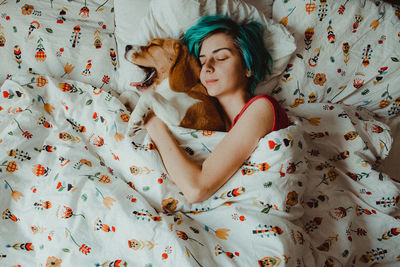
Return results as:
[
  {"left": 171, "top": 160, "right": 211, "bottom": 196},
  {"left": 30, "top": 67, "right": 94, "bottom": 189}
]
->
[{"left": 120, "top": 38, "right": 227, "bottom": 131}]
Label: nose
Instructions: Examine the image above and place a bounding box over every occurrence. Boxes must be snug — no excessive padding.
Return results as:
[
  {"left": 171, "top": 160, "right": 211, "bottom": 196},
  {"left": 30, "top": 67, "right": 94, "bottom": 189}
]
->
[
  {"left": 125, "top": 45, "right": 132, "bottom": 53},
  {"left": 203, "top": 58, "right": 214, "bottom": 73}
]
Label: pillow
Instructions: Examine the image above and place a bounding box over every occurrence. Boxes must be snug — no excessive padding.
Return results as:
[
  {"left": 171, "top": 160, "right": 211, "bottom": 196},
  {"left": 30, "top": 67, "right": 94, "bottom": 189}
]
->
[
  {"left": 0, "top": 0, "right": 117, "bottom": 90},
  {"left": 114, "top": 0, "right": 152, "bottom": 89},
  {"left": 244, "top": 0, "right": 274, "bottom": 19},
  {"left": 271, "top": 0, "right": 400, "bottom": 118},
  {"left": 114, "top": 0, "right": 296, "bottom": 93}
]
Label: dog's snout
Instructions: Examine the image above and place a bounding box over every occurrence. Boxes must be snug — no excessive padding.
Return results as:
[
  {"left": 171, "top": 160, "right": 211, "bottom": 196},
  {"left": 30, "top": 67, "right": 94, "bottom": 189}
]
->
[{"left": 125, "top": 45, "right": 133, "bottom": 53}]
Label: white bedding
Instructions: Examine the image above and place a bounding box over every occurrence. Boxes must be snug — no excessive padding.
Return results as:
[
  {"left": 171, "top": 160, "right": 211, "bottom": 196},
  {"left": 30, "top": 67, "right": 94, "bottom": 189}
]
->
[
  {"left": 266, "top": 0, "right": 400, "bottom": 119},
  {"left": 0, "top": 75, "right": 312, "bottom": 265},
  {"left": 1, "top": 0, "right": 400, "bottom": 266},
  {"left": 0, "top": 0, "right": 117, "bottom": 90},
  {"left": 268, "top": 0, "right": 400, "bottom": 184},
  {"left": 0, "top": 74, "right": 398, "bottom": 266}
]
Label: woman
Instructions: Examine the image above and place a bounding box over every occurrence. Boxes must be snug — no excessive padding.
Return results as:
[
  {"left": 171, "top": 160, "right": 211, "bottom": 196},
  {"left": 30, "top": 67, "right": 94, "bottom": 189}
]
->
[{"left": 144, "top": 15, "right": 291, "bottom": 203}]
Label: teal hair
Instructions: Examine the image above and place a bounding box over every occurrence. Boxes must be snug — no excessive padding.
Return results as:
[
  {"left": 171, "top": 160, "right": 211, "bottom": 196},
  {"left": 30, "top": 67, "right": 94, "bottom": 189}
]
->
[{"left": 184, "top": 15, "right": 273, "bottom": 94}]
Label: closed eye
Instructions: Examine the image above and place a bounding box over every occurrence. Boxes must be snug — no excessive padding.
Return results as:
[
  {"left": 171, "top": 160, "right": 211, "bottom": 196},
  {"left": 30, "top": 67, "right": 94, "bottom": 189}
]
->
[
  {"left": 199, "top": 56, "right": 227, "bottom": 66},
  {"left": 147, "top": 40, "right": 162, "bottom": 48}
]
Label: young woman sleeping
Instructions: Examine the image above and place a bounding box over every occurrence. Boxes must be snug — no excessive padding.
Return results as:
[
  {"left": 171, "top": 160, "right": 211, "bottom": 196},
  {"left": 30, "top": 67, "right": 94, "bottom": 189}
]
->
[{"left": 143, "top": 15, "right": 291, "bottom": 203}]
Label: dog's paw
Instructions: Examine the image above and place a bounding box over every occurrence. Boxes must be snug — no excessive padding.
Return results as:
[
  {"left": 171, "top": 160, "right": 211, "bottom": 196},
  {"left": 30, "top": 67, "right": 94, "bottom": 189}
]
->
[
  {"left": 128, "top": 126, "right": 142, "bottom": 137},
  {"left": 130, "top": 113, "right": 145, "bottom": 126},
  {"left": 131, "top": 106, "right": 154, "bottom": 127}
]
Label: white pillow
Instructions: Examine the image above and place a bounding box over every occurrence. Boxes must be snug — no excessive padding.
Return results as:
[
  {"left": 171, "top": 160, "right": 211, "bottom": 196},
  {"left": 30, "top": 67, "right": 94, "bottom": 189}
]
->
[
  {"left": 244, "top": 0, "right": 274, "bottom": 19},
  {"left": 114, "top": 0, "right": 296, "bottom": 93},
  {"left": 114, "top": 0, "right": 152, "bottom": 91},
  {"left": 272, "top": 0, "right": 400, "bottom": 118},
  {"left": 0, "top": 0, "right": 117, "bottom": 90}
]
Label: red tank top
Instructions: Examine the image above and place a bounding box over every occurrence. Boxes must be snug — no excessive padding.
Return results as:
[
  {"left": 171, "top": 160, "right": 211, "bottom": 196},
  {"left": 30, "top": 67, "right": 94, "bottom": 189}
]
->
[{"left": 228, "top": 94, "right": 290, "bottom": 132}]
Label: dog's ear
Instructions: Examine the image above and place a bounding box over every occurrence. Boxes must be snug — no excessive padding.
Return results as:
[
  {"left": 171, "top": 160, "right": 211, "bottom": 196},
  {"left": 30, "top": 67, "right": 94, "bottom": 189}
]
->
[{"left": 169, "top": 41, "right": 201, "bottom": 92}]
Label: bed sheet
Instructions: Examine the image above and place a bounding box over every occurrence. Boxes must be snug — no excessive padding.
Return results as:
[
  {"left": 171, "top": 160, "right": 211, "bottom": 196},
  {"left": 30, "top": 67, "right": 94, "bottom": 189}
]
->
[
  {"left": 287, "top": 104, "right": 399, "bottom": 266},
  {"left": 266, "top": 0, "right": 400, "bottom": 192},
  {"left": 379, "top": 116, "right": 400, "bottom": 178},
  {"left": 0, "top": 74, "right": 312, "bottom": 266},
  {"left": 1, "top": 74, "right": 399, "bottom": 266},
  {"left": 259, "top": 0, "right": 400, "bottom": 120},
  {"left": 0, "top": 0, "right": 117, "bottom": 91}
]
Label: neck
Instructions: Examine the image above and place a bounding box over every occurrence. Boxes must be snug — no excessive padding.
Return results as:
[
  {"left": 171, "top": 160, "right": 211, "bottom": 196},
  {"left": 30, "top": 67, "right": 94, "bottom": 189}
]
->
[{"left": 216, "top": 90, "right": 251, "bottom": 125}]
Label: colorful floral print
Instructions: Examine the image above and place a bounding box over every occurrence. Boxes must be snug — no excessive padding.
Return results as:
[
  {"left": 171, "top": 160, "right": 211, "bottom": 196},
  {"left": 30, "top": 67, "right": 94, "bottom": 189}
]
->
[
  {"left": 0, "top": 0, "right": 399, "bottom": 265},
  {"left": 0, "top": 0, "right": 117, "bottom": 90},
  {"left": 0, "top": 73, "right": 397, "bottom": 266},
  {"left": 270, "top": 0, "right": 400, "bottom": 118}
]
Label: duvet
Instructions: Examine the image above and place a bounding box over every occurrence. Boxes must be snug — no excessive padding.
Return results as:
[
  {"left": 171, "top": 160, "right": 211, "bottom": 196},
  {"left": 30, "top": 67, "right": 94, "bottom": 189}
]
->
[{"left": 0, "top": 74, "right": 398, "bottom": 266}]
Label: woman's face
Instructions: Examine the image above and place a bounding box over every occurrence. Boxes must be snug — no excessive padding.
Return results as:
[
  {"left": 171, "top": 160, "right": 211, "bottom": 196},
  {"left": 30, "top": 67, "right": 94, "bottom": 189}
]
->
[{"left": 199, "top": 32, "right": 249, "bottom": 98}]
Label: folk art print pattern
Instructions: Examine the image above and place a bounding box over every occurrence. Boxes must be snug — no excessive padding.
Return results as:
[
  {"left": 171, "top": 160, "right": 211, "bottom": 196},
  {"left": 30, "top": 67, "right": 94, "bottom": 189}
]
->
[
  {"left": 0, "top": 0, "right": 117, "bottom": 90},
  {"left": 0, "top": 0, "right": 399, "bottom": 266},
  {"left": 265, "top": 0, "right": 400, "bottom": 119},
  {"left": 0, "top": 74, "right": 398, "bottom": 266},
  {"left": 0, "top": 74, "right": 311, "bottom": 266}
]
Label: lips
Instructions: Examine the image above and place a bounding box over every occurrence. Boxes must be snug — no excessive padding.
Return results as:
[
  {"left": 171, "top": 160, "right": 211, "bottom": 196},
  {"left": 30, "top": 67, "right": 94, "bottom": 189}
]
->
[
  {"left": 131, "top": 64, "right": 157, "bottom": 90},
  {"left": 205, "top": 79, "right": 218, "bottom": 84}
]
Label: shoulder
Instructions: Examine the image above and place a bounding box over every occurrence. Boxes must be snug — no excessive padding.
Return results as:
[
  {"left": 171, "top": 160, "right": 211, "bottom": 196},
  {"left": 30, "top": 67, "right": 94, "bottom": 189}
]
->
[
  {"left": 244, "top": 95, "right": 274, "bottom": 121},
  {"left": 231, "top": 96, "right": 274, "bottom": 138},
  {"left": 248, "top": 95, "right": 276, "bottom": 108},
  {"left": 249, "top": 95, "right": 275, "bottom": 110}
]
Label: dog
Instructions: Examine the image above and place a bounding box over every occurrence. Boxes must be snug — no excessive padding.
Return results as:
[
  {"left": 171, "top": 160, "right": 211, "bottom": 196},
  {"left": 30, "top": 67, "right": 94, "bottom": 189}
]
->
[{"left": 120, "top": 38, "right": 227, "bottom": 131}]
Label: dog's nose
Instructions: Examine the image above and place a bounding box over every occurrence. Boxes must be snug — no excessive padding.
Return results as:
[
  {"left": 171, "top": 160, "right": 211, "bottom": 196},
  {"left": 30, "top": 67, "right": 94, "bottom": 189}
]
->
[{"left": 125, "top": 45, "right": 132, "bottom": 53}]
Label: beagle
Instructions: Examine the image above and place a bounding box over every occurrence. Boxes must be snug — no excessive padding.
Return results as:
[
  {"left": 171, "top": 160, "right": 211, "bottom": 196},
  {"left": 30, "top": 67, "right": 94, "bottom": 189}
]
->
[{"left": 120, "top": 38, "right": 227, "bottom": 131}]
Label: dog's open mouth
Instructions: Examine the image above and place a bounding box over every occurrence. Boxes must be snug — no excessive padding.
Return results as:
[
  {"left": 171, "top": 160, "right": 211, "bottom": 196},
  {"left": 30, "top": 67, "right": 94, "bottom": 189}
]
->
[{"left": 131, "top": 65, "right": 157, "bottom": 90}]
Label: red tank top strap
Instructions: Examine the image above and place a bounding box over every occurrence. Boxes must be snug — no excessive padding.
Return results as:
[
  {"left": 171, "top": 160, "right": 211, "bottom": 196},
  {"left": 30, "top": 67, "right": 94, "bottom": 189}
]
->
[{"left": 228, "top": 94, "right": 290, "bottom": 132}]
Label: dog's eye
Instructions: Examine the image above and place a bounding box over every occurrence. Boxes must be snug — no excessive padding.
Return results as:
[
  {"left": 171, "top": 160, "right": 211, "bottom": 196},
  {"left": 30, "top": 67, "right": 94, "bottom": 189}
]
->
[{"left": 148, "top": 43, "right": 159, "bottom": 48}]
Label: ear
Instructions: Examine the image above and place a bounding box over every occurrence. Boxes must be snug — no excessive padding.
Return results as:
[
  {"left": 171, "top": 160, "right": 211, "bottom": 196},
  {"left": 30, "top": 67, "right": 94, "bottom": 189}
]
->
[
  {"left": 246, "top": 69, "right": 252, "bottom": 78},
  {"left": 169, "top": 41, "right": 201, "bottom": 92}
]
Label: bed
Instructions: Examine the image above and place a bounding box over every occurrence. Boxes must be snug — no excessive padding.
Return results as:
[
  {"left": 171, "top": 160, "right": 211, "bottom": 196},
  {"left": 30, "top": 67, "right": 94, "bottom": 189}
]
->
[{"left": 0, "top": 0, "right": 399, "bottom": 266}]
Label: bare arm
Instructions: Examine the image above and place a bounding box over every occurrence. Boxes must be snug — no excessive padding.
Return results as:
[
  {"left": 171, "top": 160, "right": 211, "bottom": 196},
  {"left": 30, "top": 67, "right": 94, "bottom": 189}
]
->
[{"left": 145, "top": 98, "right": 274, "bottom": 203}]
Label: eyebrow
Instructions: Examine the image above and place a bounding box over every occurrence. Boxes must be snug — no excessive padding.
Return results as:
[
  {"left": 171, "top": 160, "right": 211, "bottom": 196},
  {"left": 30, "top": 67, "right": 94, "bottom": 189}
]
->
[{"left": 199, "top": 47, "right": 232, "bottom": 58}]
